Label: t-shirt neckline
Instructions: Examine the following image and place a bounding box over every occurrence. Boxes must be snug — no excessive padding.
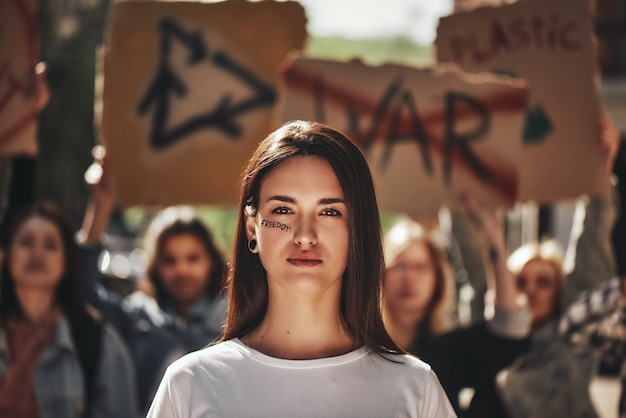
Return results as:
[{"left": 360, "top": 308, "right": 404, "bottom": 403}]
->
[{"left": 230, "top": 337, "right": 371, "bottom": 369}]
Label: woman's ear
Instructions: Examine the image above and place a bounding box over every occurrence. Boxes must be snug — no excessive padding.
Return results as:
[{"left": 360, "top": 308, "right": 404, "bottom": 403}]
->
[{"left": 245, "top": 206, "right": 257, "bottom": 241}]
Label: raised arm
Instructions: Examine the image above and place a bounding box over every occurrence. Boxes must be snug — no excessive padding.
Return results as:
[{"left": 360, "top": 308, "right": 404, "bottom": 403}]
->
[
  {"left": 77, "top": 147, "right": 135, "bottom": 338},
  {"left": 562, "top": 196, "right": 616, "bottom": 309},
  {"left": 462, "top": 195, "right": 530, "bottom": 339},
  {"left": 561, "top": 110, "right": 621, "bottom": 307}
]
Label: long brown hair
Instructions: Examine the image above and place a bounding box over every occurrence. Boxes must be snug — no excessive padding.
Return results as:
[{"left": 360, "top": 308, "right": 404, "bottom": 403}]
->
[{"left": 222, "top": 120, "right": 401, "bottom": 354}]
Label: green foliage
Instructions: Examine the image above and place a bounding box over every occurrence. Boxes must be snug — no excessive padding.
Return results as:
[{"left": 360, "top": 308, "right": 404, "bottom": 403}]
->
[
  {"left": 194, "top": 206, "right": 239, "bottom": 257},
  {"left": 122, "top": 205, "right": 238, "bottom": 258},
  {"left": 306, "top": 35, "right": 434, "bottom": 67}
]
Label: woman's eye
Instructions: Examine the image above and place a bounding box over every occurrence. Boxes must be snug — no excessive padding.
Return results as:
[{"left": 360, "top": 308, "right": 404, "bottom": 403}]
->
[
  {"left": 271, "top": 206, "right": 291, "bottom": 215},
  {"left": 17, "top": 236, "right": 35, "bottom": 248},
  {"left": 44, "top": 240, "right": 60, "bottom": 251},
  {"left": 161, "top": 256, "right": 175, "bottom": 266},
  {"left": 537, "top": 277, "right": 554, "bottom": 288},
  {"left": 321, "top": 208, "right": 342, "bottom": 217}
]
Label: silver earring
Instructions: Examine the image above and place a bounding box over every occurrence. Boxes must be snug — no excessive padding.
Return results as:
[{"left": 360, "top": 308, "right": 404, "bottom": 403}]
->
[{"left": 248, "top": 239, "right": 257, "bottom": 253}]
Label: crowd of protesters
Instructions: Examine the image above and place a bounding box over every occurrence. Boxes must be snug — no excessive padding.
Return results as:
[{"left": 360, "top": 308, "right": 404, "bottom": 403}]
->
[
  {"left": 0, "top": 122, "right": 624, "bottom": 417},
  {"left": 1, "top": 66, "right": 626, "bottom": 418}
]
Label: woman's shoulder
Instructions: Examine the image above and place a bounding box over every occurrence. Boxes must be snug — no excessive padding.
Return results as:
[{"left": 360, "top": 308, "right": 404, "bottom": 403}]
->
[{"left": 165, "top": 339, "right": 242, "bottom": 372}]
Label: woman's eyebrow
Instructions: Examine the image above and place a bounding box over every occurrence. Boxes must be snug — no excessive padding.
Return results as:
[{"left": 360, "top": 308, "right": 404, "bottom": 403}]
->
[
  {"left": 319, "top": 198, "right": 346, "bottom": 205},
  {"left": 266, "top": 195, "right": 295, "bottom": 203},
  {"left": 266, "top": 196, "right": 346, "bottom": 205}
]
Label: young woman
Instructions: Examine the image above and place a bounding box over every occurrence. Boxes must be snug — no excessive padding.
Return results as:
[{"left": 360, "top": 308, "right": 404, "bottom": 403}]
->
[
  {"left": 80, "top": 195, "right": 227, "bottom": 412},
  {"left": 382, "top": 211, "right": 531, "bottom": 415},
  {"left": 0, "top": 202, "right": 136, "bottom": 418},
  {"left": 147, "top": 120, "right": 456, "bottom": 417}
]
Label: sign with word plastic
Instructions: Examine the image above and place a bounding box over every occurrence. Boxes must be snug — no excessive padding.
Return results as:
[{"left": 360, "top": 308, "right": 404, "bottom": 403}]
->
[
  {"left": 436, "top": 0, "right": 609, "bottom": 202},
  {"left": 101, "top": 0, "right": 306, "bottom": 207},
  {"left": 0, "top": 0, "right": 39, "bottom": 155},
  {"left": 278, "top": 54, "right": 528, "bottom": 217}
]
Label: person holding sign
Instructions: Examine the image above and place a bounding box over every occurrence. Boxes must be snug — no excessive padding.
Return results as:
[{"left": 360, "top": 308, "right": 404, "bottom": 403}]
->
[
  {"left": 0, "top": 202, "right": 137, "bottom": 418},
  {"left": 382, "top": 208, "right": 531, "bottom": 415},
  {"left": 464, "top": 110, "right": 620, "bottom": 418},
  {"left": 465, "top": 197, "right": 614, "bottom": 418},
  {"left": 147, "top": 120, "right": 456, "bottom": 417},
  {"left": 78, "top": 148, "right": 228, "bottom": 414}
]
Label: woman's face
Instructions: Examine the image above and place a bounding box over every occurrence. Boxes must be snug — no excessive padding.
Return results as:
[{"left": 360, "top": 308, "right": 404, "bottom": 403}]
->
[
  {"left": 248, "top": 156, "right": 349, "bottom": 296},
  {"left": 384, "top": 241, "right": 437, "bottom": 321},
  {"left": 9, "top": 215, "right": 65, "bottom": 291},
  {"left": 157, "top": 233, "right": 213, "bottom": 307},
  {"left": 516, "top": 259, "right": 560, "bottom": 325}
]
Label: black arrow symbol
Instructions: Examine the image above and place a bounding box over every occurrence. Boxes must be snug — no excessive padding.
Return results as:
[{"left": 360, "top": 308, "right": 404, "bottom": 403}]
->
[{"left": 136, "top": 18, "right": 276, "bottom": 151}]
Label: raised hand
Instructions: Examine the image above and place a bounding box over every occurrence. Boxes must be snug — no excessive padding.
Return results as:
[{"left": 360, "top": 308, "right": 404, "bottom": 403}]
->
[{"left": 79, "top": 145, "right": 117, "bottom": 243}]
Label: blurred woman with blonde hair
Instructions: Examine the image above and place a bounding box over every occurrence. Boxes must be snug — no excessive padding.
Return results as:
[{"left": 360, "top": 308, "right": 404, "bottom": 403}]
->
[
  {"left": 468, "top": 198, "right": 614, "bottom": 418},
  {"left": 383, "top": 218, "right": 456, "bottom": 344},
  {"left": 382, "top": 204, "right": 531, "bottom": 415}
]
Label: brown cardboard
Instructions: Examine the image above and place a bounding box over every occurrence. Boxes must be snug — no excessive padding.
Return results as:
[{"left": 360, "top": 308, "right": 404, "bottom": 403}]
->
[
  {"left": 436, "top": 0, "right": 609, "bottom": 202},
  {"left": 278, "top": 54, "right": 528, "bottom": 217},
  {"left": 101, "top": 0, "right": 306, "bottom": 207},
  {"left": 0, "top": 0, "right": 39, "bottom": 156}
]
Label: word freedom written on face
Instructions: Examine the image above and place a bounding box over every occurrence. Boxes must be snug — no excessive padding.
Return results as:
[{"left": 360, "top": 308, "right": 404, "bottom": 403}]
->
[{"left": 261, "top": 219, "right": 292, "bottom": 232}]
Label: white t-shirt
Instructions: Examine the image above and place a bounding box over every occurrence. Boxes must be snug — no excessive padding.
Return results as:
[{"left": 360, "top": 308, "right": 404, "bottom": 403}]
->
[{"left": 147, "top": 338, "right": 456, "bottom": 418}]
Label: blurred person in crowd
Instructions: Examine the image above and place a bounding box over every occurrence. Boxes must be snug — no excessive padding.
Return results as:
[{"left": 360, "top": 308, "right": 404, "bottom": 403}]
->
[
  {"left": 77, "top": 148, "right": 228, "bottom": 413},
  {"left": 461, "top": 109, "right": 620, "bottom": 418},
  {"left": 558, "top": 125, "right": 626, "bottom": 418},
  {"left": 466, "top": 194, "right": 615, "bottom": 418},
  {"left": 382, "top": 201, "right": 531, "bottom": 416},
  {"left": 147, "top": 120, "right": 456, "bottom": 417},
  {"left": 0, "top": 201, "right": 137, "bottom": 418}
]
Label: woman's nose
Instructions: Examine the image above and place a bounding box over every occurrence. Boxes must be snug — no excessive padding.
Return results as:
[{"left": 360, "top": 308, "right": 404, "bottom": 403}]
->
[{"left": 293, "top": 216, "right": 317, "bottom": 247}]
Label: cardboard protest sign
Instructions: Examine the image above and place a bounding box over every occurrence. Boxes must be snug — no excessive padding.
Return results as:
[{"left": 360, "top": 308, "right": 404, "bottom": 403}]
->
[
  {"left": 278, "top": 55, "right": 528, "bottom": 217},
  {"left": 101, "top": 0, "right": 306, "bottom": 207},
  {"left": 436, "top": 0, "right": 609, "bottom": 202},
  {"left": 0, "top": 0, "right": 39, "bottom": 155}
]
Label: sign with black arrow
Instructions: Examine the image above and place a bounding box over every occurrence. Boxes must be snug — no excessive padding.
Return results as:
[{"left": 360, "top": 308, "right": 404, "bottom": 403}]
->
[{"left": 100, "top": 0, "right": 306, "bottom": 207}]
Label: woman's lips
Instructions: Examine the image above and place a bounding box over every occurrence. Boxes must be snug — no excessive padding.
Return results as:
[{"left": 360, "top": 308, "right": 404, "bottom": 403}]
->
[
  {"left": 288, "top": 259, "right": 322, "bottom": 267},
  {"left": 25, "top": 261, "right": 46, "bottom": 272},
  {"left": 288, "top": 252, "right": 322, "bottom": 267}
]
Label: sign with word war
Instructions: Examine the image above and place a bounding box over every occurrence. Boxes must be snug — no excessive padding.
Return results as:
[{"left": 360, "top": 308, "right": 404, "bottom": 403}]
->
[
  {"left": 101, "top": 0, "right": 306, "bottom": 207},
  {"left": 436, "top": 0, "right": 609, "bottom": 202},
  {"left": 278, "top": 55, "right": 528, "bottom": 217},
  {"left": 0, "top": 0, "right": 39, "bottom": 155}
]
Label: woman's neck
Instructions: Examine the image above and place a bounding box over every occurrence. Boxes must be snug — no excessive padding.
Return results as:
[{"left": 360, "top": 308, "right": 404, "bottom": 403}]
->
[
  {"left": 166, "top": 293, "right": 202, "bottom": 320},
  {"left": 243, "top": 296, "right": 356, "bottom": 360},
  {"left": 14, "top": 288, "right": 57, "bottom": 323}
]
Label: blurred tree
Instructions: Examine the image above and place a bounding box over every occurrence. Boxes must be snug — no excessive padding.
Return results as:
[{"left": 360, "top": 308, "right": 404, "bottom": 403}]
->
[{"left": 36, "top": 0, "right": 112, "bottom": 226}]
